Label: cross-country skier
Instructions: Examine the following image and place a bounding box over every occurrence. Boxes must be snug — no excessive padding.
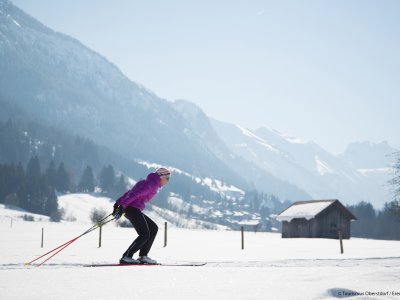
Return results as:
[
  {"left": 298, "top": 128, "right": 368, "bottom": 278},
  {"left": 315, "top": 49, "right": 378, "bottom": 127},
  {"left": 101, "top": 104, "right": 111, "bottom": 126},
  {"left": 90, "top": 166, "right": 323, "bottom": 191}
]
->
[{"left": 112, "top": 167, "right": 171, "bottom": 264}]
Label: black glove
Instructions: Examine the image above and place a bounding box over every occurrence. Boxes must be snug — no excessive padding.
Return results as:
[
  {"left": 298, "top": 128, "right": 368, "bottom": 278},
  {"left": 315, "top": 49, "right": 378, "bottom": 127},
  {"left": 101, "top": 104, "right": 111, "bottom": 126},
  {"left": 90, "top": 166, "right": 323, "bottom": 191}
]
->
[{"left": 112, "top": 203, "right": 125, "bottom": 220}]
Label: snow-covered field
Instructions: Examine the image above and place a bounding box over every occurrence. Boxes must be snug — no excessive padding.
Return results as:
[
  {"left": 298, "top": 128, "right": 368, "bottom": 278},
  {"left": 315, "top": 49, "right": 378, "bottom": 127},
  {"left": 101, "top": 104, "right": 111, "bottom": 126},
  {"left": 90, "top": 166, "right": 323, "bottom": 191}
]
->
[{"left": 1, "top": 195, "right": 400, "bottom": 299}]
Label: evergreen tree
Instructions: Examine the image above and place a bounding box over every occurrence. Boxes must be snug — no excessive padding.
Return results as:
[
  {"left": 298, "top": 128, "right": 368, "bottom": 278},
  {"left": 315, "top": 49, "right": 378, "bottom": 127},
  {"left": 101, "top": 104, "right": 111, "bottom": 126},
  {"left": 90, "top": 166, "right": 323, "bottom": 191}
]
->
[
  {"left": 0, "top": 159, "right": 61, "bottom": 219},
  {"left": 375, "top": 201, "right": 400, "bottom": 240},
  {"left": 0, "top": 164, "right": 5, "bottom": 203},
  {"left": 347, "top": 201, "right": 376, "bottom": 238},
  {"left": 56, "top": 162, "right": 70, "bottom": 192},
  {"left": 45, "top": 160, "right": 58, "bottom": 188},
  {"left": 388, "top": 151, "right": 400, "bottom": 233},
  {"left": 25, "top": 156, "right": 42, "bottom": 212},
  {"left": 45, "top": 187, "right": 60, "bottom": 221},
  {"left": 16, "top": 162, "right": 28, "bottom": 210},
  {"left": 78, "top": 166, "right": 95, "bottom": 192},
  {"left": 114, "top": 174, "right": 127, "bottom": 195},
  {"left": 99, "top": 165, "right": 115, "bottom": 192},
  {"left": 390, "top": 151, "right": 400, "bottom": 201},
  {"left": 5, "top": 164, "right": 18, "bottom": 199}
]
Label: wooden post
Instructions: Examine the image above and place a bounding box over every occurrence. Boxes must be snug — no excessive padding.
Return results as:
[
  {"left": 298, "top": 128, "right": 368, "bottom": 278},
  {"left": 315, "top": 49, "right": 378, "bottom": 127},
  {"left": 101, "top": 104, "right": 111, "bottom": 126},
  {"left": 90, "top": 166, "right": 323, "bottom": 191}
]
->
[
  {"left": 241, "top": 226, "right": 244, "bottom": 250},
  {"left": 338, "top": 230, "right": 343, "bottom": 254},
  {"left": 98, "top": 225, "right": 102, "bottom": 248},
  {"left": 164, "top": 222, "right": 167, "bottom": 247},
  {"left": 41, "top": 228, "right": 44, "bottom": 248}
]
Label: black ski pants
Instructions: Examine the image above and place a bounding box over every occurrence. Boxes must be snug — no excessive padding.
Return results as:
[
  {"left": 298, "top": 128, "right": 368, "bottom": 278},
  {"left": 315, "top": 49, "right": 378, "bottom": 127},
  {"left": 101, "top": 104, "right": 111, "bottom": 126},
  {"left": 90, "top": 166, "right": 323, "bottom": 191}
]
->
[{"left": 122, "top": 206, "right": 158, "bottom": 258}]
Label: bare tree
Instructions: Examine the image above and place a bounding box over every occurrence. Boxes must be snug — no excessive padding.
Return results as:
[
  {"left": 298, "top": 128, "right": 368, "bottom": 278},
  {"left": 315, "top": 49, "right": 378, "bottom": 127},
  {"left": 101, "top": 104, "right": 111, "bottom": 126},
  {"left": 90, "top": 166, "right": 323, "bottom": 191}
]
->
[
  {"left": 390, "top": 151, "right": 400, "bottom": 201},
  {"left": 90, "top": 208, "right": 108, "bottom": 224}
]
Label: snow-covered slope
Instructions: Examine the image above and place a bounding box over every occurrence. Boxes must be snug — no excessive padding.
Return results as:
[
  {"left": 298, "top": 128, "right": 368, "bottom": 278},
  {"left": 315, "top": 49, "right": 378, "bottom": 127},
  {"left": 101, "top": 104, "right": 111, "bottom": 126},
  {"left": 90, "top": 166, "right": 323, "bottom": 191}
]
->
[
  {"left": 1, "top": 218, "right": 400, "bottom": 300},
  {"left": 0, "top": 0, "right": 246, "bottom": 188},
  {"left": 211, "top": 119, "right": 392, "bottom": 207},
  {"left": 0, "top": 204, "right": 50, "bottom": 222},
  {"left": 173, "top": 100, "right": 311, "bottom": 201},
  {"left": 57, "top": 193, "right": 204, "bottom": 228},
  {"left": 32, "top": 192, "right": 236, "bottom": 230},
  {"left": 341, "top": 141, "right": 397, "bottom": 169},
  {"left": 340, "top": 141, "right": 397, "bottom": 189},
  {"left": 58, "top": 194, "right": 114, "bottom": 224}
]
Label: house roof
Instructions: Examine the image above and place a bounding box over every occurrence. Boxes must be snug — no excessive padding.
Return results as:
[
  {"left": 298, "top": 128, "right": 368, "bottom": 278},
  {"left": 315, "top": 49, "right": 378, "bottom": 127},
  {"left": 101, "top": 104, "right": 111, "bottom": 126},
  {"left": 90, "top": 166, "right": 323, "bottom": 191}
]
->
[{"left": 276, "top": 199, "right": 356, "bottom": 222}]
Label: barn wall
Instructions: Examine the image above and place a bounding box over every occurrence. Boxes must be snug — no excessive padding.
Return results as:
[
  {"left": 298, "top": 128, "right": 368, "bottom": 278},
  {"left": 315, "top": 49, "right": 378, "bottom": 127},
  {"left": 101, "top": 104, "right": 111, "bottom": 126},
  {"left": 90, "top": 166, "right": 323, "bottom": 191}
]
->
[
  {"left": 282, "top": 218, "right": 312, "bottom": 238},
  {"left": 282, "top": 221, "right": 289, "bottom": 238},
  {"left": 316, "top": 207, "right": 351, "bottom": 239},
  {"left": 281, "top": 205, "right": 353, "bottom": 239}
]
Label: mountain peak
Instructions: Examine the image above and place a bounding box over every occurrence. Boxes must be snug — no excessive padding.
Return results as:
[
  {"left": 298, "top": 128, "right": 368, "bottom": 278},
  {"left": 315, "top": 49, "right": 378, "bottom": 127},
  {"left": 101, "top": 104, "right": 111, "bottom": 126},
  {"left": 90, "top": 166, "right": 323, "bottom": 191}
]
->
[
  {"left": 254, "top": 126, "right": 310, "bottom": 146},
  {"left": 341, "top": 140, "right": 398, "bottom": 169},
  {"left": 173, "top": 99, "right": 206, "bottom": 118}
]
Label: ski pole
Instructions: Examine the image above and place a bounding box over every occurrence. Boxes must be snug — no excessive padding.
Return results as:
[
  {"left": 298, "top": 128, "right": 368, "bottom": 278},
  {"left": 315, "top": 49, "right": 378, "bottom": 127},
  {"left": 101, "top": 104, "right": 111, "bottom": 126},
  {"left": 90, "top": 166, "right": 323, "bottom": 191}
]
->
[
  {"left": 26, "top": 214, "right": 112, "bottom": 265},
  {"left": 29, "top": 216, "right": 115, "bottom": 266},
  {"left": 35, "top": 217, "right": 116, "bottom": 267},
  {"left": 25, "top": 213, "right": 115, "bottom": 266}
]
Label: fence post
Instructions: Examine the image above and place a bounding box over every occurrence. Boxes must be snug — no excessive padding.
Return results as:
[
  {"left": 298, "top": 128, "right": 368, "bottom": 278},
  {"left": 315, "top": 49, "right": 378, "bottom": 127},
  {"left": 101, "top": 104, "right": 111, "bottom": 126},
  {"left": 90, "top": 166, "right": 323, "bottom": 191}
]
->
[
  {"left": 164, "top": 222, "right": 167, "bottom": 247},
  {"left": 41, "top": 228, "right": 44, "bottom": 248},
  {"left": 241, "top": 226, "right": 244, "bottom": 250},
  {"left": 99, "top": 225, "right": 102, "bottom": 248},
  {"left": 338, "top": 230, "right": 343, "bottom": 254}
]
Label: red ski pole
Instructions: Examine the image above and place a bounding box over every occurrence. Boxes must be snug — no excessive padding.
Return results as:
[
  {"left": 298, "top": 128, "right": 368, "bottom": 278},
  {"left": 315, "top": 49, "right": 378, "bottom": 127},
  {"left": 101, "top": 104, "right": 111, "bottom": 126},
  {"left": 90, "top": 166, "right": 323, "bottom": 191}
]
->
[
  {"left": 35, "top": 237, "right": 79, "bottom": 266},
  {"left": 25, "top": 214, "right": 115, "bottom": 267},
  {"left": 25, "top": 235, "right": 81, "bottom": 266}
]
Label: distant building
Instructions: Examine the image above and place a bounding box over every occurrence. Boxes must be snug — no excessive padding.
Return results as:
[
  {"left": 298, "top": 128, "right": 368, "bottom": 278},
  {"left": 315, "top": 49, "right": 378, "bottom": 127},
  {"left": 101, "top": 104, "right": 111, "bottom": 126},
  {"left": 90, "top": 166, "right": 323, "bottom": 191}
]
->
[{"left": 276, "top": 199, "right": 357, "bottom": 239}]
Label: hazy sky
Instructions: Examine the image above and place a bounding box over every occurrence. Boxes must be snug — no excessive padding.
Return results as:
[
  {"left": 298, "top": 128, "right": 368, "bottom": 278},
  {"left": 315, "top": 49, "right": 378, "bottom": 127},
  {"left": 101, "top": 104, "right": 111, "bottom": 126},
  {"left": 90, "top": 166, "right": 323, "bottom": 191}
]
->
[{"left": 11, "top": 0, "right": 400, "bottom": 154}]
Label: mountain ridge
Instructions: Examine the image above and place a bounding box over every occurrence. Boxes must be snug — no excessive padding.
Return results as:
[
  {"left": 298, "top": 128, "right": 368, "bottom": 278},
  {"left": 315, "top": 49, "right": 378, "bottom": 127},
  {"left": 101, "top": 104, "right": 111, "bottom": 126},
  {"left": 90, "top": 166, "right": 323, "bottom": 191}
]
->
[
  {"left": 1, "top": 0, "right": 396, "bottom": 210},
  {"left": 211, "top": 119, "right": 395, "bottom": 207}
]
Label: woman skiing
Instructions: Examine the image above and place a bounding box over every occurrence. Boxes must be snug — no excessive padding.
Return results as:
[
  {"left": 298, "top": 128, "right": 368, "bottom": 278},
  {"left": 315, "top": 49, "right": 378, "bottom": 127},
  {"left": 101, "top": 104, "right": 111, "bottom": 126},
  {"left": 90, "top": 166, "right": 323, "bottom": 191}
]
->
[{"left": 112, "top": 167, "right": 171, "bottom": 264}]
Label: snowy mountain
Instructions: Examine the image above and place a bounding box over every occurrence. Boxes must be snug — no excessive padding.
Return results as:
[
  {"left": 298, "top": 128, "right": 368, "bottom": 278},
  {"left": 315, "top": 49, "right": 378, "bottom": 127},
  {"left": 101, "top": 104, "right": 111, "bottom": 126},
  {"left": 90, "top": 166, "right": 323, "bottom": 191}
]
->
[
  {"left": 0, "top": 114, "right": 288, "bottom": 230},
  {"left": 210, "top": 119, "right": 392, "bottom": 207},
  {"left": 0, "top": 0, "right": 242, "bottom": 187},
  {"left": 1, "top": 0, "right": 395, "bottom": 214},
  {"left": 172, "top": 100, "right": 310, "bottom": 201},
  {"left": 340, "top": 141, "right": 397, "bottom": 194},
  {"left": 341, "top": 141, "right": 397, "bottom": 169},
  {"left": 0, "top": 0, "right": 311, "bottom": 204}
]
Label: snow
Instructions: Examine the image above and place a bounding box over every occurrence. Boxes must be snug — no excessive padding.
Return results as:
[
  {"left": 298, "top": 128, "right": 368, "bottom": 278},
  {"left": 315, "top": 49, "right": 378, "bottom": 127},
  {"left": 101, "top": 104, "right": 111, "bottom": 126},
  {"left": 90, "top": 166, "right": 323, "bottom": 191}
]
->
[
  {"left": 12, "top": 18, "right": 21, "bottom": 28},
  {"left": 0, "top": 204, "right": 50, "bottom": 222},
  {"left": 236, "top": 125, "right": 281, "bottom": 154},
  {"left": 214, "top": 121, "right": 392, "bottom": 207},
  {"left": 276, "top": 200, "right": 335, "bottom": 222},
  {"left": 138, "top": 161, "right": 244, "bottom": 196},
  {"left": 58, "top": 193, "right": 114, "bottom": 223},
  {"left": 315, "top": 155, "right": 334, "bottom": 175},
  {"left": 269, "top": 127, "right": 308, "bottom": 144},
  {"left": 214, "top": 179, "right": 244, "bottom": 194},
  {"left": 1, "top": 216, "right": 400, "bottom": 300},
  {"left": 2, "top": 195, "right": 400, "bottom": 299},
  {"left": 358, "top": 167, "right": 394, "bottom": 176},
  {"left": 167, "top": 196, "right": 208, "bottom": 215}
]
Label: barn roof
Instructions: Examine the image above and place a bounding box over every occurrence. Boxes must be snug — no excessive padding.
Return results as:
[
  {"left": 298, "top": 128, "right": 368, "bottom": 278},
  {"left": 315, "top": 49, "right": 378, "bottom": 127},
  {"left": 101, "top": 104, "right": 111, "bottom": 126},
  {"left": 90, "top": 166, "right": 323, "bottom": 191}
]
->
[{"left": 276, "top": 199, "right": 356, "bottom": 222}]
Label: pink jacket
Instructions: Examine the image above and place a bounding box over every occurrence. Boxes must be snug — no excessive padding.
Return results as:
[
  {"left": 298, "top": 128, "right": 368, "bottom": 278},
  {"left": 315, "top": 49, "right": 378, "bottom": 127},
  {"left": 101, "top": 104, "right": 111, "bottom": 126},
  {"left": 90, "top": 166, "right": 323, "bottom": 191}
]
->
[{"left": 116, "top": 172, "right": 161, "bottom": 211}]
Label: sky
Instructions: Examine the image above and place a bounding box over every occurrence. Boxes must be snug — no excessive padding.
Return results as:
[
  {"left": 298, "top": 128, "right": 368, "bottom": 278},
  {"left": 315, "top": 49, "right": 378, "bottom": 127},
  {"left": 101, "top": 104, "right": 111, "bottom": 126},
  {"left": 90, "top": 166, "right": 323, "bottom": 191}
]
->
[{"left": 10, "top": 0, "right": 400, "bottom": 155}]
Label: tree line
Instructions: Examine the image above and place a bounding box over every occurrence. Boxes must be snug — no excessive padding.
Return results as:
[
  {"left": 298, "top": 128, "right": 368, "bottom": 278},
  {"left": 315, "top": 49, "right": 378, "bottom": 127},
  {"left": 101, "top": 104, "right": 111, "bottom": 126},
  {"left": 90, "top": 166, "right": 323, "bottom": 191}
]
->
[
  {"left": 347, "top": 200, "right": 400, "bottom": 240},
  {"left": 0, "top": 156, "right": 128, "bottom": 221},
  {"left": 0, "top": 157, "right": 59, "bottom": 221}
]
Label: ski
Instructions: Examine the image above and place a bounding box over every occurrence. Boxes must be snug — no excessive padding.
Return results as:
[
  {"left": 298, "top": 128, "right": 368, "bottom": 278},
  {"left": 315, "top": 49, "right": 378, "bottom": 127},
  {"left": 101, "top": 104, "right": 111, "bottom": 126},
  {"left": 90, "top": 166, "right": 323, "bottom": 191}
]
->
[{"left": 84, "top": 262, "right": 207, "bottom": 267}]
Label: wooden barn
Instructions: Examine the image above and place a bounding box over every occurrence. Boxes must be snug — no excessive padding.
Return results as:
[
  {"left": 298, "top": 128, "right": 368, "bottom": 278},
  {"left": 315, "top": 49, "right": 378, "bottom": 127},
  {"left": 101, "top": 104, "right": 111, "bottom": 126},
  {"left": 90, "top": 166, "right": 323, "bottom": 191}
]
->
[{"left": 276, "top": 199, "right": 357, "bottom": 239}]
